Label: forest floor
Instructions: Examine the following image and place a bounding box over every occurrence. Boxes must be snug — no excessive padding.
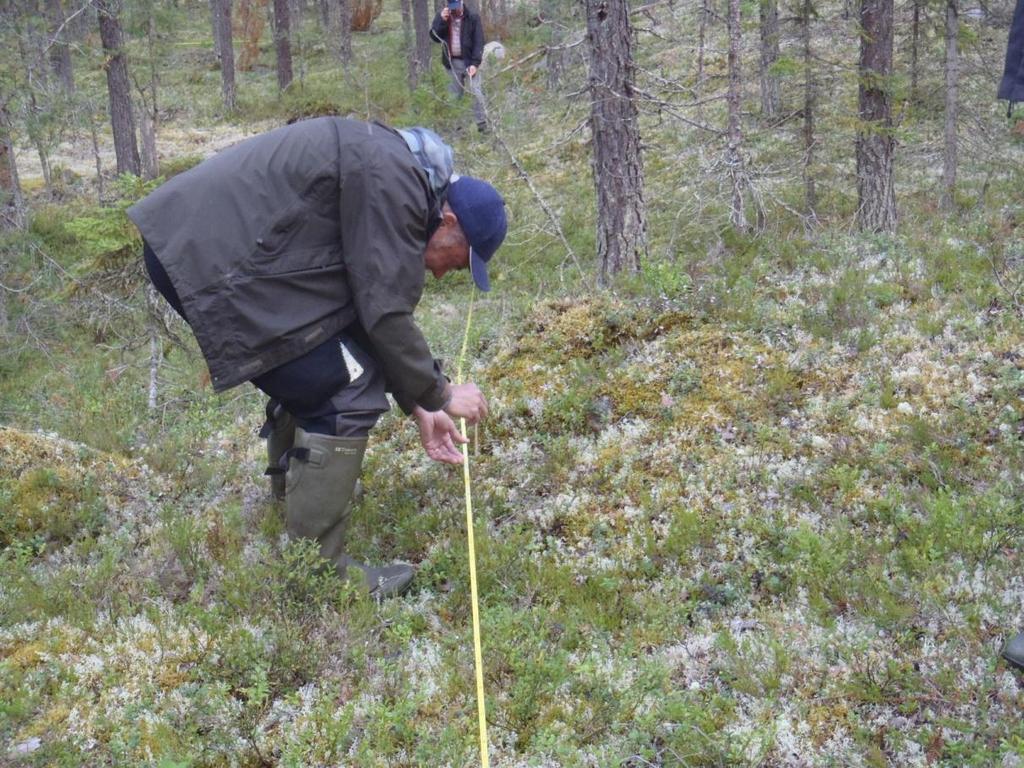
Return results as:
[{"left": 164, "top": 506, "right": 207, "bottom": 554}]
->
[
  {"left": 2, "top": 1, "right": 1024, "bottom": 765},
  {"left": 14, "top": 119, "right": 277, "bottom": 189}
]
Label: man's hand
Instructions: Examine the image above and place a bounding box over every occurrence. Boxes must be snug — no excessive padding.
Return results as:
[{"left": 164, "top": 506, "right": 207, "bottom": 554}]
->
[
  {"left": 467, "top": 65, "right": 478, "bottom": 78},
  {"left": 414, "top": 406, "right": 468, "bottom": 464},
  {"left": 444, "top": 382, "right": 488, "bottom": 423}
]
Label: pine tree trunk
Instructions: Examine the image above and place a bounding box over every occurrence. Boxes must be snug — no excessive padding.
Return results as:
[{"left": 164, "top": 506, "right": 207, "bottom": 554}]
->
[
  {"left": 727, "top": 0, "right": 748, "bottom": 231},
  {"left": 328, "top": 0, "right": 351, "bottom": 66},
  {"left": 210, "top": 0, "right": 222, "bottom": 57},
  {"left": 941, "top": 0, "right": 958, "bottom": 211},
  {"left": 215, "top": 0, "right": 236, "bottom": 111},
  {"left": 856, "top": 0, "right": 896, "bottom": 232},
  {"left": 759, "top": 0, "right": 781, "bottom": 118},
  {"left": 584, "top": 0, "right": 647, "bottom": 284},
  {"left": 412, "top": 0, "right": 431, "bottom": 83},
  {"left": 0, "top": 105, "right": 25, "bottom": 231},
  {"left": 542, "top": 0, "right": 564, "bottom": 91},
  {"left": 401, "top": 0, "right": 417, "bottom": 88},
  {"left": 910, "top": 0, "right": 920, "bottom": 105},
  {"left": 46, "top": 0, "right": 75, "bottom": 93},
  {"left": 274, "top": 0, "right": 293, "bottom": 90},
  {"left": 697, "top": 0, "right": 710, "bottom": 100},
  {"left": 139, "top": 106, "right": 158, "bottom": 180},
  {"left": 802, "top": 0, "right": 817, "bottom": 217},
  {"left": 97, "top": 0, "right": 141, "bottom": 176},
  {"left": 139, "top": 14, "right": 159, "bottom": 180}
]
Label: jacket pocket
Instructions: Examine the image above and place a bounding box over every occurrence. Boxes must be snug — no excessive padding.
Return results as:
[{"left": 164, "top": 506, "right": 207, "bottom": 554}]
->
[
  {"left": 253, "top": 175, "right": 334, "bottom": 257},
  {"left": 254, "top": 199, "right": 309, "bottom": 256}
]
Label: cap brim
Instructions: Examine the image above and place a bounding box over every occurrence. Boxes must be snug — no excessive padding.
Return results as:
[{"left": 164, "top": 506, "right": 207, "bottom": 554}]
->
[{"left": 469, "top": 248, "right": 491, "bottom": 292}]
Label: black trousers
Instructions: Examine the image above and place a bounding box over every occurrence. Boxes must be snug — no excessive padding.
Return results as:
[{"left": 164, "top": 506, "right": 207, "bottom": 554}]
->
[{"left": 144, "top": 241, "right": 388, "bottom": 437}]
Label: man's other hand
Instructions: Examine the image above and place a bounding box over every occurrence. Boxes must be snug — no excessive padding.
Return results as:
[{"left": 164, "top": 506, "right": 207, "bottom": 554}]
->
[
  {"left": 444, "top": 382, "right": 488, "bottom": 423},
  {"left": 414, "top": 407, "right": 467, "bottom": 464}
]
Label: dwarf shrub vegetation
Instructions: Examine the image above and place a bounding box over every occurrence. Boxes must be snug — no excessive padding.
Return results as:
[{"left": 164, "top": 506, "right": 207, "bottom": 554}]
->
[{"left": 1, "top": 0, "right": 1023, "bottom": 765}]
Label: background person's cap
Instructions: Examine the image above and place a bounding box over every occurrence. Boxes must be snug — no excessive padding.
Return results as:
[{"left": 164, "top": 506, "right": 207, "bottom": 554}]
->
[{"left": 446, "top": 175, "right": 507, "bottom": 293}]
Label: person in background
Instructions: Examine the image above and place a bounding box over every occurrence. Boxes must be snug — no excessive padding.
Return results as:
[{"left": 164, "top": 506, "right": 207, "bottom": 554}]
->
[{"left": 431, "top": 0, "right": 488, "bottom": 133}]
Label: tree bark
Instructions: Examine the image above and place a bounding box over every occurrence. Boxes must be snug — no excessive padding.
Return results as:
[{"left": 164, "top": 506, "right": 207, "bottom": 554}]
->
[
  {"left": 46, "top": 0, "right": 75, "bottom": 93},
  {"left": 542, "top": 0, "right": 564, "bottom": 91},
  {"left": 138, "top": 13, "right": 160, "bottom": 180},
  {"left": 696, "top": 0, "right": 709, "bottom": 100},
  {"left": 274, "top": 0, "right": 293, "bottom": 90},
  {"left": 215, "top": 0, "right": 236, "bottom": 111},
  {"left": 401, "top": 0, "right": 416, "bottom": 88},
  {"left": 0, "top": 105, "right": 26, "bottom": 231},
  {"left": 910, "top": 0, "right": 920, "bottom": 106},
  {"left": 412, "top": 0, "right": 431, "bottom": 84},
  {"left": 801, "top": 0, "right": 817, "bottom": 217},
  {"left": 584, "top": 0, "right": 647, "bottom": 284},
  {"left": 328, "top": 0, "right": 351, "bottom": 66},
  {"left": 941, "top": 0, "right": 958, "bottom": 211},
  {"left": 97, "top": 0, "right": 141, "bottom": 176},
  {"left": 726, "top": 0, "right": 748, "bottom": 231},
  {"left": 209, "top": 0, "right": 222, "bottom": 58},
  {"left": 856, "top": 0, "right": 896, "bottom": 232},
  {"left": 759, "top": 0, "right": 781, "bottom": 118}
]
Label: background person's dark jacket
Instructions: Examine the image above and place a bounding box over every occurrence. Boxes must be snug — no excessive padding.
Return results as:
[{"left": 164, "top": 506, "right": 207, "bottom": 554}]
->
[
  {"left": 430, "top": 4, "right": 484, "bottom": 69},
  {"left": 1000, "top": 0, "right": 1024, "bottom": 105},
  {"left": 127, "top": 117, "right": 449, "bottom": 412}
]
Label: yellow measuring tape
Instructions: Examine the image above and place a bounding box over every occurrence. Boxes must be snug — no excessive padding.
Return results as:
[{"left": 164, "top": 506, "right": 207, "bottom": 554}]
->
[{"left": 456, "top": 289, "right": 489, "bottom": 767}]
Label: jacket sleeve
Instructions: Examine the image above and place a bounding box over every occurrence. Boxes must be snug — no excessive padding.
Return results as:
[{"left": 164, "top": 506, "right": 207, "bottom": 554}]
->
[
  {"left": 430, "top": 14, "right": 448, "bottom": 44},
  {"left": 338, "top": 147, "right": 450, "bottom": 413},
  {"left": 468, "top": 14, "right": 484, "bottom": 67}
]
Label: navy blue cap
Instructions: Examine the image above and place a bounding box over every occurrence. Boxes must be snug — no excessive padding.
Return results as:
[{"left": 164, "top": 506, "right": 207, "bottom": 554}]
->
[
  {"left": 446, "top": 176, "right": 507, "bottom": 292},
  {"left": 448, "top": 0, "right": 461, "bottom": 9}
]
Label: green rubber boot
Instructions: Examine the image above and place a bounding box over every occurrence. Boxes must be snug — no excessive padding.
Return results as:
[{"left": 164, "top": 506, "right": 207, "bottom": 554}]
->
[
  {"left": 1002, "top": 631, "right": 1024, "bottom": 671},
  {"left": 265, "top": 402, "right": 296, "bottom": 501},
  {"left": 285, "top": 427, "right": 414, "bottom": 598}
]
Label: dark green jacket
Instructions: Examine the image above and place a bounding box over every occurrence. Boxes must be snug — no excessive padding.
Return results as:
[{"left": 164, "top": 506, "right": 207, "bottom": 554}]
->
[{"left": 127, "top": 117, "right": 449, "bottom": 411}]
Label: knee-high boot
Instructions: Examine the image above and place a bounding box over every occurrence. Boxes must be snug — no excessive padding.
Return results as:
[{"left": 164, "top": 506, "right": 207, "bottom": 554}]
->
[
  {"left": 262, "top": 400, "right": 296, "bottom": 501},
  {"left": 285, "top": 427, "right": 414, "bottom": 597}
]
